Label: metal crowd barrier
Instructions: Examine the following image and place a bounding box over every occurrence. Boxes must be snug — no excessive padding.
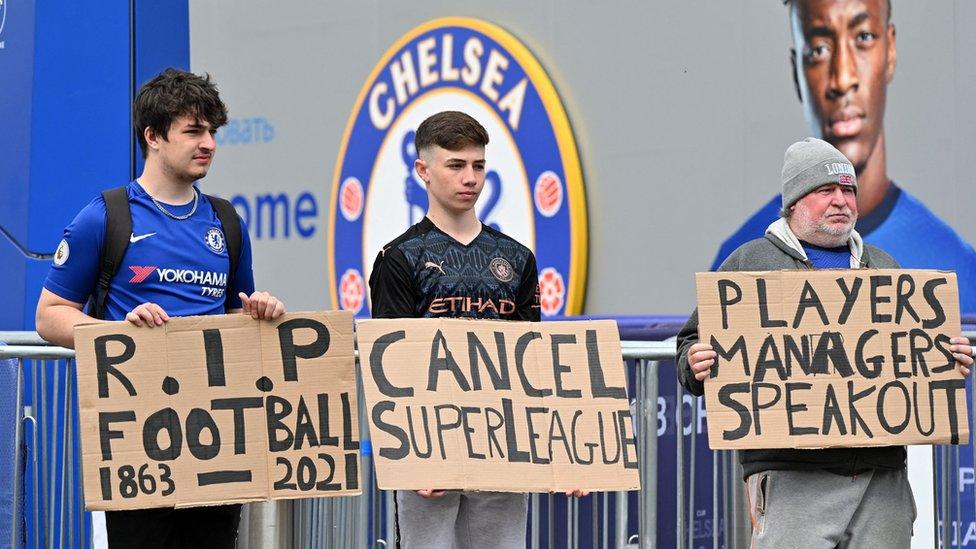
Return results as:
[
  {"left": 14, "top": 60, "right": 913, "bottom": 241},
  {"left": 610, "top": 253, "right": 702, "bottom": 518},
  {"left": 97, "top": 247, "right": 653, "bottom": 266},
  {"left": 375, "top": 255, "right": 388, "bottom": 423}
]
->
[
  {"left": 0, "top": 333, "right": 80, "bottom": 549},
  {"left": 1, "top": 332, "right": 972, "bottom": 548}
]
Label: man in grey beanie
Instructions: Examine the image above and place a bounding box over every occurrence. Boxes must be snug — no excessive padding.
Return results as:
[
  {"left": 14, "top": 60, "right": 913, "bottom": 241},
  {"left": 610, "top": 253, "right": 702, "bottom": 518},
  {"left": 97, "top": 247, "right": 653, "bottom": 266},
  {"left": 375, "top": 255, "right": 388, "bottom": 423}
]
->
[{"left": 675, "top": 138, "right": 975, "bottom": 548}]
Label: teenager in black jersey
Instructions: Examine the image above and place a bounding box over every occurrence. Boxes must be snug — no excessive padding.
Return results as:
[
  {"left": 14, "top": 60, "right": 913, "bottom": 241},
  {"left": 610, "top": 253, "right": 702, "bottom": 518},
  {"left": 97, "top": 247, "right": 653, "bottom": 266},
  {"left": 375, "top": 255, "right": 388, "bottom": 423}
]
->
[{"left": 369, "top": 111, "right": 587, "bottom": 548}]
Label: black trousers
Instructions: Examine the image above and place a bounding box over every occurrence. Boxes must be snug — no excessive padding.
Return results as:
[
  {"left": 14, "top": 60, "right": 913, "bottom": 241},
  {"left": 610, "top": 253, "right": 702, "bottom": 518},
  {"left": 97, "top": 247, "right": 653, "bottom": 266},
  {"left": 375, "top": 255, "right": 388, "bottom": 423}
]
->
[{"left": 105, "top": 504, "right": 241, "bottom": 549}]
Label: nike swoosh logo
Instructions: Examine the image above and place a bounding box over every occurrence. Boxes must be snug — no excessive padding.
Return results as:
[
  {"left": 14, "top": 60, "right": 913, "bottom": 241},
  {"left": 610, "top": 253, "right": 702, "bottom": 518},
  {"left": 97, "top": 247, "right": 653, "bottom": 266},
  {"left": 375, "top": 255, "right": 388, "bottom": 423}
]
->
[{"left": 129, "top": 232, "right": 157, "bottom": 243}]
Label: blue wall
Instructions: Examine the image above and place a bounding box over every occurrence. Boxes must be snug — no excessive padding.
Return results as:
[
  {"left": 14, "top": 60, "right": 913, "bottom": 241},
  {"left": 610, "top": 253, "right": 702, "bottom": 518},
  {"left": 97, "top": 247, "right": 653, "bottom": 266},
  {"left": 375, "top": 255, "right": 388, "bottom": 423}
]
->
[
  {"left": 0, "top": 0, "right": 188, "bottom": 330},
  {"left": 0, "top": 0, "right": 38, "bottom": 330},
  {"left": 133, "top": 0, "right": 190, "bottom": 177}
]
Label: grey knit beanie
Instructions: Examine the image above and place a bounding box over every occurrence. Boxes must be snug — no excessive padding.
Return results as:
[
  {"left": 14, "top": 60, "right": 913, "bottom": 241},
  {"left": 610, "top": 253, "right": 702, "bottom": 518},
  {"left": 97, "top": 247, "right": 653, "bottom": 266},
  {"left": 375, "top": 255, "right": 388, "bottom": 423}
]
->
[{"left": 781, "top": 137, "right": 857, "bottom": 215}]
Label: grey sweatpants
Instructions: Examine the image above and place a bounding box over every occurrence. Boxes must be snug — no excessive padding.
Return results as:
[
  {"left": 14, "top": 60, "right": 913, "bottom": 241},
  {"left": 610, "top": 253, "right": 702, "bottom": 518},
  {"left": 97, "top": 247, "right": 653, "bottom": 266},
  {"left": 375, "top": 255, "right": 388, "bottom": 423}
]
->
[
  {"left": 746, "top": 468, "right": 916, "bottom": 549},
  {"left": 396, "top": 490, "right": 528, "bottom": 549}
]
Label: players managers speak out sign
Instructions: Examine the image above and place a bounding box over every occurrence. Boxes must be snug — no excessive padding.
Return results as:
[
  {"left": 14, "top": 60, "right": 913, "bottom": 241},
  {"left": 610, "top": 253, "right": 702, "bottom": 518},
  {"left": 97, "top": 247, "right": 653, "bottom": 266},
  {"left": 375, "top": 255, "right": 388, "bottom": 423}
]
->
[
  {"left": 357, "top": 318, "right": 640, "bottom": 492},
  {"left": 697, "top": 269, "right": 969, "bottom": 450}
]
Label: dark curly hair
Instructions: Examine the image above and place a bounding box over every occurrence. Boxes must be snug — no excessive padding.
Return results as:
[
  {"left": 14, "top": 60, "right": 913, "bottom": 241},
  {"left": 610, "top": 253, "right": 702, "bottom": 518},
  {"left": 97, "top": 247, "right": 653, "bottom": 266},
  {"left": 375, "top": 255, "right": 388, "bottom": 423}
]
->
[{"left": 134, "top": 68, "right": 229, "bottom": 158}]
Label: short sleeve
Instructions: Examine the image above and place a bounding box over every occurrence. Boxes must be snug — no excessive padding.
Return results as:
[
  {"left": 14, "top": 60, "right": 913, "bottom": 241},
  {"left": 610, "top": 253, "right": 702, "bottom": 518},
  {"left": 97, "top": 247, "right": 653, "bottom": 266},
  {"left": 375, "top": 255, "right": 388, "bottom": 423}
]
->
[
  {"left": 226, "top": 216, "right": 255, "bottom": 309},
  {"left": 368, "top": 246, "right": 416, "bottom": 318},
  {"left": 515, "top": 251, "right": 541, "bottom": 322},
  {"left": 42, "top": 197, "right": 107, "bottom": 305}
]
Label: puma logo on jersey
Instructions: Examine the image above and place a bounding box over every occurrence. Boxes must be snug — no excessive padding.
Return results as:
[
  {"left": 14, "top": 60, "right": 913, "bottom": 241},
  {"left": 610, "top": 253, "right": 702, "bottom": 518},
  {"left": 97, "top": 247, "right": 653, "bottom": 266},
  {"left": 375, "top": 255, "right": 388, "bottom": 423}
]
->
[
  {"left": 129, "top": 232, "right": 157, "bottom": 243},
  {"left": 424, "top": 261, "right": 446, "bottom": 275}
]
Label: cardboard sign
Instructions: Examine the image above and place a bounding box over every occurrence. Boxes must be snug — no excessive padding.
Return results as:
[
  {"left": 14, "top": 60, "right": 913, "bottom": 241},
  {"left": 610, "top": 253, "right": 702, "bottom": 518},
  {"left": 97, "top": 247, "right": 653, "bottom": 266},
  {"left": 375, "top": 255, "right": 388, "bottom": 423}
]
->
[
  {"left": 697, "top": 269, "right": 969, "bottom": 450},
  {"left": 74, "top": 311, "right": 359, "bottom": 511},
  {"left": 356, "top": 319, "right": 640, "bottom": 493}
]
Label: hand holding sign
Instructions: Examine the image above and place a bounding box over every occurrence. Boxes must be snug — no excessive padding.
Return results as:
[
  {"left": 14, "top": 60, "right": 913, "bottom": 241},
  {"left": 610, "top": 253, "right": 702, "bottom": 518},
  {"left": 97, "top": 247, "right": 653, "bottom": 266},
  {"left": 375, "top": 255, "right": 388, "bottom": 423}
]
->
[
  {"left": 949, "top": 336, "right": 974, "bottom": 376},
  {"left": 238, "top": 291, "right": 286, "bottom": 320},
  {"left": 687, "top": 342, "right": 717, "bottom": 381},
  {"left": 125, "top": 302, "right": 170, "bottom": 328}
]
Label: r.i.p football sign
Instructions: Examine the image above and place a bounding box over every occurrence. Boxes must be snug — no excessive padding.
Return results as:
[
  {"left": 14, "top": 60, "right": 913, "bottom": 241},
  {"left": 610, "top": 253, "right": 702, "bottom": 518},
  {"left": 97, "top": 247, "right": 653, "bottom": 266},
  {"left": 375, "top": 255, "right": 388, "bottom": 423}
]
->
[{"left": 74, "top": 311, "right": 359, "bottom": 510}]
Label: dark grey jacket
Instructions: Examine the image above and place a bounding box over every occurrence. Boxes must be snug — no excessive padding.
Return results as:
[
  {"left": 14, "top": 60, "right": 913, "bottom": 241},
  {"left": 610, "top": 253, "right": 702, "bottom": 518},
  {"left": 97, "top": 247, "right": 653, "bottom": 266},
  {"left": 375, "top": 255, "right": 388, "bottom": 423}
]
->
[{"left": 676, "top": 226, "right": 903, "bottom": 478}]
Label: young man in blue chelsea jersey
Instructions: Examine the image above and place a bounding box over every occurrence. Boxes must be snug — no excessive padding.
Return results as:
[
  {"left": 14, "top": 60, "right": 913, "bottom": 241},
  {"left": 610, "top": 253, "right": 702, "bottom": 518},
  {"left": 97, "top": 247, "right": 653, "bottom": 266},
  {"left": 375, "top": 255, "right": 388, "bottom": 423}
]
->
[{"left": 36, "top": 69, "right": 284, "bottom": 548}]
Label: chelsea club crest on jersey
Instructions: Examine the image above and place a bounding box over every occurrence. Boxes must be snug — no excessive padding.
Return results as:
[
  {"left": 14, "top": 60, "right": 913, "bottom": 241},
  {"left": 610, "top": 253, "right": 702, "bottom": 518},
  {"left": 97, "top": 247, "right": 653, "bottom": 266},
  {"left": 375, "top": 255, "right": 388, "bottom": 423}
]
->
[
  {"left": 205, "top": 227, "right": 226, "bottom": 254},
  {"left": 328, "top": 17, "right": 588, "bottom": 318}
]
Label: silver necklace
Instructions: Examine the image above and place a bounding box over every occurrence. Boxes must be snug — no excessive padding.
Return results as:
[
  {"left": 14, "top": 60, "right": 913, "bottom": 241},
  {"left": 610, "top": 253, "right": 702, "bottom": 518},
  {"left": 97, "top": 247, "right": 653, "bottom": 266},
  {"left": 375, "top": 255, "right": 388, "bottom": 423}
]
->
[{"left": 150, "top": 188, "right": 199, "bottom": 220}]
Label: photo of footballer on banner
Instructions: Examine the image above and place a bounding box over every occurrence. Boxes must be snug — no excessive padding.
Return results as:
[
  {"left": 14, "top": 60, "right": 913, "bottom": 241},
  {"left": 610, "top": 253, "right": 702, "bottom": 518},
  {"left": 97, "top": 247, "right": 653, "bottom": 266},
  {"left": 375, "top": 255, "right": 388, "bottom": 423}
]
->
[{"left": 712, "top": 0, "right": 976, "bottom": 314}]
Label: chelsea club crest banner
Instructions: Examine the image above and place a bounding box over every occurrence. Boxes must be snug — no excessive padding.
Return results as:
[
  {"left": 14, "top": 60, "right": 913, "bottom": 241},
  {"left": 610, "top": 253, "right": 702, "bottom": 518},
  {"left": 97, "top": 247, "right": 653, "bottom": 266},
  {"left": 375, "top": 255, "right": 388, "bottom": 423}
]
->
[{"left": 328, "top": 17, "right": 588, "bottom": 318}]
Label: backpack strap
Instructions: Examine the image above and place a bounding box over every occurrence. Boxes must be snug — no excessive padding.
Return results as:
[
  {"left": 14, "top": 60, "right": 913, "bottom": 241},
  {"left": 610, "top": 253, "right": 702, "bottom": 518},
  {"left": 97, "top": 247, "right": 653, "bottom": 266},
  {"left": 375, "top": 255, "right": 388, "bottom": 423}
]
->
[
  {"left": 92, "top": 187, "right": 132, "bottom": 320},
  {"left": 205, "top": 194, "right": 243, "bottom": 311}
]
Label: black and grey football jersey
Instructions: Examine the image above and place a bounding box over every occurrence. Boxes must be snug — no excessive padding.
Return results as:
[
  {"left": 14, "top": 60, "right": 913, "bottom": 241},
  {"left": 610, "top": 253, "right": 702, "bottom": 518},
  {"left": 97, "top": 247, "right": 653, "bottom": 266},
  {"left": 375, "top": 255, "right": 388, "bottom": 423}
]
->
[{"left": 369, "top": 217, "right": 540, "bottom": 321}]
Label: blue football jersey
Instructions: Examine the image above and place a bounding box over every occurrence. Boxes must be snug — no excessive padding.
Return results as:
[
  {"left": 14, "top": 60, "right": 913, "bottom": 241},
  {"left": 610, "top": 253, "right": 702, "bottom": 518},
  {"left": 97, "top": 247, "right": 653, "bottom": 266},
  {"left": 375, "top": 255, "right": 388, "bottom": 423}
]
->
[{"left": 44, "top": 181, "right": 255, "bottom": 321}]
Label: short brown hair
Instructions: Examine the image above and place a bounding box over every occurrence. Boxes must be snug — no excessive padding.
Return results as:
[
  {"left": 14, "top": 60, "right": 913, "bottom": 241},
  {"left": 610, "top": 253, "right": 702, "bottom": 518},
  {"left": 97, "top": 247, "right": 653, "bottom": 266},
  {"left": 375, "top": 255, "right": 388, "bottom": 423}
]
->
[{"left": 414, "top": 111, "right": 489, "bottom": 154}]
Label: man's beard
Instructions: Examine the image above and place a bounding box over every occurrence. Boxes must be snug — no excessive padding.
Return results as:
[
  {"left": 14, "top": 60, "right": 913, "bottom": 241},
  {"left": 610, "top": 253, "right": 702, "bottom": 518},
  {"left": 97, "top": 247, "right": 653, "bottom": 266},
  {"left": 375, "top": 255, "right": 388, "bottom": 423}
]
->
[
  {"left": 815, "top": 217, "right": 855, "bottom": 239},
  {"left": 793, "top": 204, "right": 856, "bottom": 247}
]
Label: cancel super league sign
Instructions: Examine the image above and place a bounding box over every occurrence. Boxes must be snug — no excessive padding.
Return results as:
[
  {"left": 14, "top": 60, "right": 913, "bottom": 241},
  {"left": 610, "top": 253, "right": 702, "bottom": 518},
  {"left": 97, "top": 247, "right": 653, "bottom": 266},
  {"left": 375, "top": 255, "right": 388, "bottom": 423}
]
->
[
  {"left": 697, "top": 270, "right": 969, "bottom": 450},
  {"left": 75, "top": 311, "right": 359, "bottom": 511},
  {"left": 357, "top": 319, "right": 640, "bottom": 493}
]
